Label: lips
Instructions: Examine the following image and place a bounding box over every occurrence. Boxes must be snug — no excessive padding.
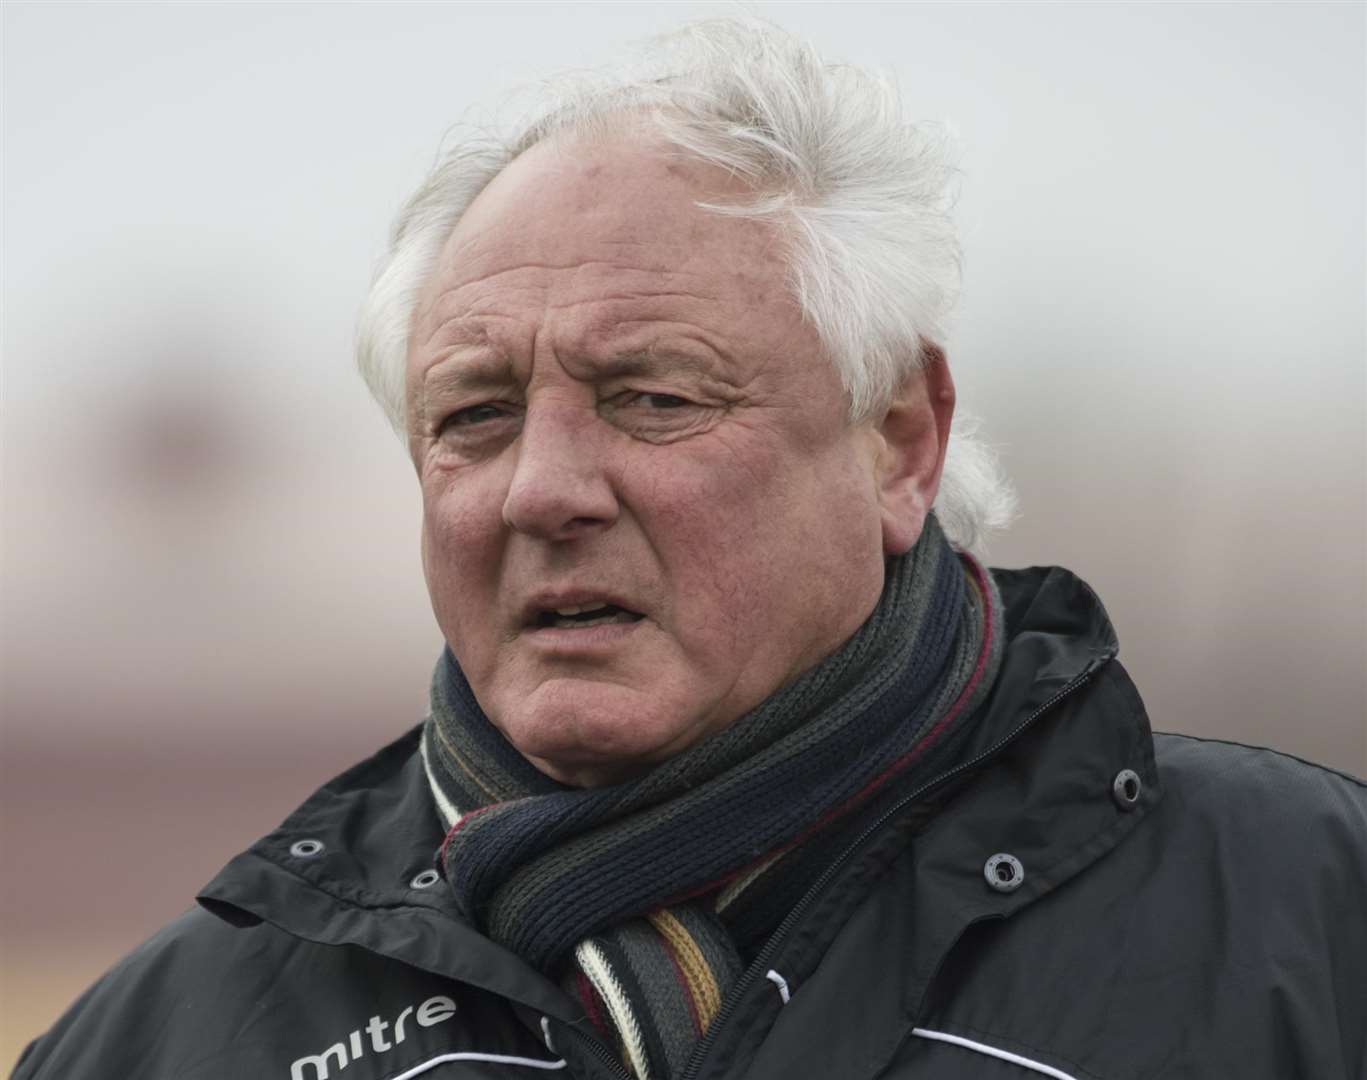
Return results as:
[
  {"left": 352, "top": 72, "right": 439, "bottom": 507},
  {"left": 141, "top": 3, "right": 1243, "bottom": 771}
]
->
[
  {"left": 536, "top": 604, "right": 642, "bottom": 629},
  {"left": 521, "top": 592, "right": 646, "bottom": 631}
]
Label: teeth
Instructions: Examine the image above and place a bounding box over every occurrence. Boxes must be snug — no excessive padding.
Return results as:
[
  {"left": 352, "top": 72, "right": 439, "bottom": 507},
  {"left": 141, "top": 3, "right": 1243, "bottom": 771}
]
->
[
  {"left": 554, "top": 611, "right": 628, "bottom": 628},
  {"left": 539, "top": 605, "right": 641, "bottom": 629},
  {"left": 534, "top": 601, "right": 643, "bottom": 630}
]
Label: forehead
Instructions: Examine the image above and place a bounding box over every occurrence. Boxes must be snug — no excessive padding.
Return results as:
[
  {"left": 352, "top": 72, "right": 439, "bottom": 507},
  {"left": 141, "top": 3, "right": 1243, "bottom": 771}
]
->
[{"left": 408, "top": 136, "right": 800, "bottom": 367}]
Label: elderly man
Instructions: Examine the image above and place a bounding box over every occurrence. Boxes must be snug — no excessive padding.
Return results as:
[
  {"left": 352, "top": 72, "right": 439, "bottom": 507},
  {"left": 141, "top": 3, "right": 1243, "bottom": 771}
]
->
[{"left": 15, "top": 19, "right": 1365, "bottom": 1080}]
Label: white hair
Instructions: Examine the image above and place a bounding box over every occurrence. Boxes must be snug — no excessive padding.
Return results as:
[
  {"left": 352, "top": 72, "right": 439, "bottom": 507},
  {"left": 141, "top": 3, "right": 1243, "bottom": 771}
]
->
[{"left": 357, "top": 17, "right": 1016, "bottom": 552}]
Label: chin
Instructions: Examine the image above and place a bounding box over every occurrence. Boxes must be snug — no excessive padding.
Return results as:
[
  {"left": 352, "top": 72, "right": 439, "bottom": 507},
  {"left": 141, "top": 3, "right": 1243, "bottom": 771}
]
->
[{"left": 495, "top": 677, "right": 705, "bottom": 787}]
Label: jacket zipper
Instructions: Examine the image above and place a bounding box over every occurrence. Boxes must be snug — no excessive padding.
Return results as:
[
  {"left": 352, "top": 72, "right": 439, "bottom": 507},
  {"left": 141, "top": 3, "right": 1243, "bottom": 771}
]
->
[
  {"left": 564, "top": 1022, "right": 635, "bottom": 1080},
  {"left": 675, "top": 654, "right": 1111, "bottom": 1080}
]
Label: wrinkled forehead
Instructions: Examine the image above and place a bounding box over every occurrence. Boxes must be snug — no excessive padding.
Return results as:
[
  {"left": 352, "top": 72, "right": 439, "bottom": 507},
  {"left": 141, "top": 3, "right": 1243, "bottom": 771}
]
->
[{"left": 409, "top": 135, "right": 794, "bottom": 344}]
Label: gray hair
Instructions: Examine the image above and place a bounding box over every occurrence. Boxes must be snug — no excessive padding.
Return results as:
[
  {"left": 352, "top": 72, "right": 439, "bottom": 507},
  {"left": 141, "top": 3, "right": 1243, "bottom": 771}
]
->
[{"left": 357, "top": 17, "right": 1016, "bottom": 552}]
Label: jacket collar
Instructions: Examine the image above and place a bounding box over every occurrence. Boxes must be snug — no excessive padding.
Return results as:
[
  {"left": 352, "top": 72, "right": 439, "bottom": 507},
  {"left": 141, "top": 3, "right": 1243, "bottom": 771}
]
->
[
  {"left": 687, "top": 567, "right": 1159, "bottom": 1080},
  {"left": 805, "top": 564, "right": 1157, "bottom": 1005},
  {"left": 198, "top": 726, "right": 583, "bottom": 1021},
  {"left": 197, "top": 564, "right": 1151, "bottom": 1027}
]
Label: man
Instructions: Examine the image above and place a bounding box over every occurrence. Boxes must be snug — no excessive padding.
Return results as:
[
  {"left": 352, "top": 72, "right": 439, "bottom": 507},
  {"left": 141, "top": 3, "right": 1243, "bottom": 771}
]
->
[{"left": 15, "top": 19, "right": 1365, "bottom": 1080}]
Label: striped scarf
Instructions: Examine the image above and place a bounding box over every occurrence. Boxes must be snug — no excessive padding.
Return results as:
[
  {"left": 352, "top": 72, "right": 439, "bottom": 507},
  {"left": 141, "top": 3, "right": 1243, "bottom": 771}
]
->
[{"left": 422, "top": 515, "right": 1003, "bottom": 1079}]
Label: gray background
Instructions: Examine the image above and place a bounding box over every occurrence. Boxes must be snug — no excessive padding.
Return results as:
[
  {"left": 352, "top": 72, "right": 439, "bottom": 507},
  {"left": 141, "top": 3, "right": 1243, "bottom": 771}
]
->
[{"left": 3, "top": 1, "right": 1364, "bottom": 1066}]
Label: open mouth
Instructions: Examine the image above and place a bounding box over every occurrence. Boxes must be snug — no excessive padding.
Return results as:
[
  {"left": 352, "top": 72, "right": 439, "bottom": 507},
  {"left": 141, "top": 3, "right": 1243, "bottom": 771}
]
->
[{"left": 535, "top": 603, "right": 644, "bottom": 630}]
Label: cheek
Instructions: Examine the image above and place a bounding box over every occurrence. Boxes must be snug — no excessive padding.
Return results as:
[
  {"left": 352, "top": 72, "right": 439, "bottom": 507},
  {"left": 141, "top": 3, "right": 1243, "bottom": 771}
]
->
[
  {"left": 422, "top": 463, "right": 504, "bottom": 549},
  {"left": 649, "top": 433, "right": 882, "bottom": 636},
  {"left": 638, "top": 442, "right": 811, "bottom": 643},
  {"left": 420, "top": 472, "right": 506, "bottom": 626}
]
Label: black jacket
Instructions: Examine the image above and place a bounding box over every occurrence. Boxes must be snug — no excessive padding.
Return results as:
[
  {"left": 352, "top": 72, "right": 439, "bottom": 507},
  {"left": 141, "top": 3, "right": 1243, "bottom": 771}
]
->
[{"left": 15, "top": 567, "right": 1367, "bottom": 1080}]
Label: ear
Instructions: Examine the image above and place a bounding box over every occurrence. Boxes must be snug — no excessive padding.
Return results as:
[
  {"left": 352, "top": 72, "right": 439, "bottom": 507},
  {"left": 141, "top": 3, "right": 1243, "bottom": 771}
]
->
[{"left": 875, "top": 342, "right": 955, "bottom": 555}]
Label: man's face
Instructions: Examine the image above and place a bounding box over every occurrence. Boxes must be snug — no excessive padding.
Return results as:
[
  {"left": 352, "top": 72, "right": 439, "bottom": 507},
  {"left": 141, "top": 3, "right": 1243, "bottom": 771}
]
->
[{"left": 407, "top": 136, "right": 907, "bottom": 786}]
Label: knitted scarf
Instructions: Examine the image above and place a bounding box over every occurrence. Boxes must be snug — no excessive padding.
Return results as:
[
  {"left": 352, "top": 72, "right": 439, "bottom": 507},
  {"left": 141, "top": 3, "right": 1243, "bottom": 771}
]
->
[{"left": 422, "top": 515, "right": 1003, "bottom": 1079}]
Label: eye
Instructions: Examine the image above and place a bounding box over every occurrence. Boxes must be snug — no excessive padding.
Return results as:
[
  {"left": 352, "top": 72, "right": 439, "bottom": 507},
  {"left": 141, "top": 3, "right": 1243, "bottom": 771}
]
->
[
  {"left": 601, "top": 388, "right": 717, "bottom": 443},
  {"left": 631, "top": 392, "right": 692, "bottom": 410},
  {"left": 443, "top": 403, "right": 507, "bottom": 428},
  {"left": 620, "top": 390, "right": 699, "bottom": 412},
  {"left": 434, "top": 402, "right": 521, "bottom": 451}
]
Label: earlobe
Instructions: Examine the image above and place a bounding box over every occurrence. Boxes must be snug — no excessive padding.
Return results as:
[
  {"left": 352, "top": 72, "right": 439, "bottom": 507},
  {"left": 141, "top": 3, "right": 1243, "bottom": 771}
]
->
[{"left": 877, "top": 343, "right": 956, "bottom": 555}]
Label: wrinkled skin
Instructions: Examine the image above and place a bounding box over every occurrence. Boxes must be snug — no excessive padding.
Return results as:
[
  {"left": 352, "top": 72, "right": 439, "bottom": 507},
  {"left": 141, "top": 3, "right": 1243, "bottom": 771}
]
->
[{"left": 407, "top": 135, "right": 954, "bottom": 786}]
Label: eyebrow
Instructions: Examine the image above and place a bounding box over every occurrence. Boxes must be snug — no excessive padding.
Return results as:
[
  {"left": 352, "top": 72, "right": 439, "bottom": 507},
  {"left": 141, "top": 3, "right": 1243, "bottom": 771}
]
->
[
  {"left": 589, "top": 348, "right": 726, "bottom": 381},
  {"left": 421, "top": 353, "right": 515, "bottom": 398},
  {"left": 421, "top": 342, "right": 728, "bottom": 398}
]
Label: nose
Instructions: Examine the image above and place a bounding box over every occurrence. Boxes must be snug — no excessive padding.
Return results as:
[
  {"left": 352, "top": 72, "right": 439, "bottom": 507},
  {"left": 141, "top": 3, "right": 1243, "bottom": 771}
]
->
[{"left": 502, "top": 404, "right": 619, "bottom": 541}]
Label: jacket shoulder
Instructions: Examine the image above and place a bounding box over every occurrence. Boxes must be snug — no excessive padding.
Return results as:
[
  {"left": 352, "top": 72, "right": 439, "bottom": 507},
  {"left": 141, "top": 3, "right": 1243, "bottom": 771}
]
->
[
  {"left": 12, "top": 900, "right": 523, "bottom": 1080},
  {"left": 1154, "top": 730, "right": 1367, "bottom": 835},
  {"left": 13, "top": 906, "right": 288, "bottom": 1079},
  {"left": 1152, "top": 730, "right": 1367, "bottom": 904},
  {"left": 1149, "top": 731, "right": 1367, "bottom": 1072}
]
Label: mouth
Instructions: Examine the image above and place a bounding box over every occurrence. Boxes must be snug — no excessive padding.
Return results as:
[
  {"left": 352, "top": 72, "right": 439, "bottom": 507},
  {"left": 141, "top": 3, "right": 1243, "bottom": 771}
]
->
[
  {"left": 532, "top": 602, "right": 646, "bottom": 630},
  {"left": 520, "top": 587, "right": 649, "bottom": 636}
]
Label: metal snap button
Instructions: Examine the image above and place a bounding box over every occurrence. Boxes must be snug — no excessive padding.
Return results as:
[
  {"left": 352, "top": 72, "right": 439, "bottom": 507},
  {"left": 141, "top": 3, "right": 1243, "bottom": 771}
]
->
[
  {"left": 410, "top": 869, "right": 441, "bottom": 889},
  {"left": 1112, "top": 769, "right": 1142, "bottom": 809},
  {"left": 984, "top": 853, "right": 1025, "bottom": 892},
  {"left": 289, "top": 839, "right": 325, "bottom": 858}
]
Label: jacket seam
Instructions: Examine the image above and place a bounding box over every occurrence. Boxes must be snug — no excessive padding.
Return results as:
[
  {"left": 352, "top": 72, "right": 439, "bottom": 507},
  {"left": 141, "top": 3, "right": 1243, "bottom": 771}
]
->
[
  {"left": 222, "top": 849, "right": 458, "bottom": 920},
  {"left": 925, "top": 1021, "right": 1110, "bottom": 1080},
  {"left": 1002, "top": 666, "right": 1156, "bottom": 900},
  {"left": 1153, "top": 731, "right": 1367, "bottom": 789},
  {"left": 1068, "top": 573, "right": 1118, "bottom": 659},
  {"left": 380, "top": 1050, "right": 568, "bottom": 1078},
  {"left": 1103, "top": 662, "right": 1160, "bottom": 791}
]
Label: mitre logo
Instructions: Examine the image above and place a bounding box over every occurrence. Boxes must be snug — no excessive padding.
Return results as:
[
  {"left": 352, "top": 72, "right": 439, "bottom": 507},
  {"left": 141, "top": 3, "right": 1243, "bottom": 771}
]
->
[{"left": 289, "top": 995, "right": 458, "bottom": 1080}]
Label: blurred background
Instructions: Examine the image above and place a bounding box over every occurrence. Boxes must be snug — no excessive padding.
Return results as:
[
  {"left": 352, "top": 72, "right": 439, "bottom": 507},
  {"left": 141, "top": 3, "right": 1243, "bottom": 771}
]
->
[{"left": 2, "top": 1, "right": 1363, "bottom": 1069}]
